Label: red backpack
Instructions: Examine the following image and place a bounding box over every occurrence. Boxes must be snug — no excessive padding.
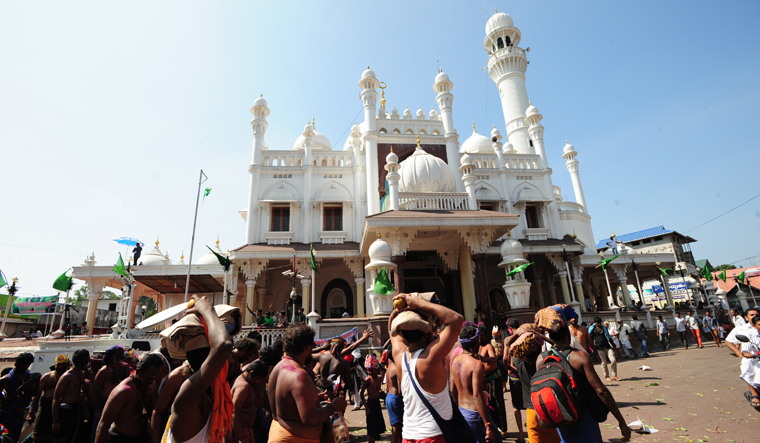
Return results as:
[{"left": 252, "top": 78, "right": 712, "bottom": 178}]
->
[{"left": 529, "top": 347, "right": 585, "bottom": 428}]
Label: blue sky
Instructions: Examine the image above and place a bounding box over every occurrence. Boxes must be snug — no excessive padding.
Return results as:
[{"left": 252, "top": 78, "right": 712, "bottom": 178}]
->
[{"left": 1, "top": 1, "right": 759, "bottom": 296}]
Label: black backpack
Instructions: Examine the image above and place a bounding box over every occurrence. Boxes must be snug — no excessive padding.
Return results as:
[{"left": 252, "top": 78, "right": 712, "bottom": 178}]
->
[{"left": 530, "top": 347, "right": 586, "bottom": 428}]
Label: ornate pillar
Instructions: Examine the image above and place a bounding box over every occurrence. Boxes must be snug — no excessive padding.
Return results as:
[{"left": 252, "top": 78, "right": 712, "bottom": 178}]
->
[
  {"left": 355, "top": 278, "right": 365, "bottom": 317},
  {"left": 473, "top": 254, "right": 492, "bottom": 330},
  {"left": 301, "top": 277, "right": 312, "bottom": 314},
  {"left": 257, "top": 288, "right": 267, "bottom": 311},
  {"left": 459, "top": 244, "right": 477, "bottom": 322},
  {"left": 574, "top": 276, "right": 587, "bottom": 312},
  {"left": 611, "top": 265, "right": 631, "bottom": 309},
  {"left": 558, "top": 270, "right": 572, "bottom": 304},
  {"left": 547, "top": 279, "right": 558, "bottom": 306},
  {"left": 85, "top": 281, "right": 104, "bottom": 333},
  {"left": 244, "top": 279, "right": 256, "bottom": 324},
  {"left": 391, "top": 255, "right": 406, "bottom": 293}
]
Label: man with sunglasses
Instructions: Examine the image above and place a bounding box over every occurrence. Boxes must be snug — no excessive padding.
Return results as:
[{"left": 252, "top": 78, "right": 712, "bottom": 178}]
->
[{"left": 95, "top": 353, "right": 164, "bottom": 443}]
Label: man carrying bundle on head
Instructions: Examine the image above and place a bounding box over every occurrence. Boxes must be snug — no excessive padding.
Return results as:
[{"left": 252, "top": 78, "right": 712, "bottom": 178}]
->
[{"left": 388, "top": 292, "right": 470, "bottom": 443}]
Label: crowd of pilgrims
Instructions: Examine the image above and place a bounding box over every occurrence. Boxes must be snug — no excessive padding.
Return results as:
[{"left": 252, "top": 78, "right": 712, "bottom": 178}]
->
[{"left": 0, "top": 294, "right": 650, "bottom": 443}]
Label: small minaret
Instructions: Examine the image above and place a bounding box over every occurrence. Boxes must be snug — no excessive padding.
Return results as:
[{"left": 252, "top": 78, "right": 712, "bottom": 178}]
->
[
  {"left": 301, "top": 124, "right": 315, "bottom": 243},
  {"left": 562, "top": 141, "right": 587, "bottom": 210},
  {"left": 459, "top": 151, "right": 478, "bottom": 210},
  {"left": 384, "top": 147, "right": 400, "bottom": 210},
  {"left": 484, "top": 11, "right": 532, "bottom": 154},
  {"left": 359, "top": 67, "right": 381, "bottom": 214},
  {"left": 245, "top": 95, "right": 270, "bottom": 245},
  {"left": 434, "top": 70, "right": 464, "bottom": 191},
  {"left": 525, "top": 103, "right": 547, "bottom": 167}
]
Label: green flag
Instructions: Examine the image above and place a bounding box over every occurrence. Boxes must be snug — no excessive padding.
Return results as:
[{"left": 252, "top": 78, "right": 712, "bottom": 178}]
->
[
  {"left": 207, "top": 246, "right": 232, "bottom": 271},
  {"left": 506, "top": 262, "right": 532, "bottom": 277},
  {"left": 599, "top": 254, "right": 620, "bottom": 271},
  {"left": 737, "top": 271, "right": 746, "bottom": 284},
  {"left": 657, "top": 267, "right": 673, "bottom": 277},
  {"left": 700, "top": 265, "right": 712, "bottom": 282},
  {"left": 0, "top": 271, "right": 6, "bottom": 289},
  {"left": 113, "top": 253, "right": 127, "bottom": 276},
  {"left": 718, "top": 269, "right": 727, "bottom": 282},
  {"left": 203, "top": 187, "right": 212, "bottom": 201},
  {"left": 52, "top": 270, "right": 73, "bottom": 292},
  {"left": 310, "top": 243, "right": 320, "bottom": 276},
  {"left": 374, "top": 267, "right": 395, "bottom": 295}
]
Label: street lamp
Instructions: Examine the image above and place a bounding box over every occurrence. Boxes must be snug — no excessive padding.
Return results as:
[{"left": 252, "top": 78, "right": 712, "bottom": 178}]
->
[
  {"left": 675, "top": 263, "right": 691, "bottom": 309},
  {"left": 282, "top": 269, "right": 305, "bottom": 323},
  {"left": 141, "top": 305, "right": 147, "bottom": 321}
]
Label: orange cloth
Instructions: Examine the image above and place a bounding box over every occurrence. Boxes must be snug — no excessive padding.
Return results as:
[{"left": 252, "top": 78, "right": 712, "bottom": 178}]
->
[
  {"left": 526, "top": 408, "right": 560, "bottom": 443},
  {"left": 268, "top": 420, "right": 320, "bottom": 443},
  {"left": 200, "top": 317, "right": 233, "bottom": 443}
]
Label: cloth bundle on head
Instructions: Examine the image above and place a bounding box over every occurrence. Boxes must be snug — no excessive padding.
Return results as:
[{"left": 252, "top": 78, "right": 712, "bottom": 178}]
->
[
  {"left": 509, "top": 324, "right": 545, "bottom": 359},
  {"left": 55, "top": 354, "right": 69, "bottom": 365},
  {"left": 159, "top": 304, "right": 241, "bottom": 360},
  {"left": 365, "top": 354, "right": 379, "bottom": 370},
  {"left": 103, "top": 345, "right": 124, "bottom": 365},
  {"left": 458, "top": 327, "right": 480, "bottom": 346},
  {"left": 534, "top": 304, "right": 577, "bottom": 333},
  {"left": 390, "top": 292, "right": 439, "bottom": 337}
]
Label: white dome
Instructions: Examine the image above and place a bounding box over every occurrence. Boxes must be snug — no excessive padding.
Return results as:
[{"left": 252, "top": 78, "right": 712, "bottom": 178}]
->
[
  {"left": 429, "top": 107, "right": 438, "bottom": 119},
  {"left": 366, "top": 235, "right": 395, "bottom": 269},
  {"left": 390, "top": 106, "right": 399, "bottom": 119},
  {"left": 343, "top": 137, "right": 353, "bottom": 151},
  {"left": 386, "top": 150, "right": 398, "bottom": 164},
  {"left": 398, "top": 144, "right": 457, "bottom": 193},
  {"left": 139, "top": 244, "right": 165, "bottom": 266},
  {"left": 498, "top": 236, "right": 527, "bottom": 268},
  {"left": 416, "top": 107, "right": 425, "bottom": 119},
  {"left": 403, "top": 107, "right": 412, "bottom": 119},
  {"left": 491, "top": 126, "right": 502, "bottom": 140},
  {"left": 486, "top": 12, "right": 514, "bottom": 35},
  {"left": 619, "top": 244, "right": 638, "bottom": 255},
  {"left": 361, "top": 68, "right": 376, "bottom": 80},
  {"left": 435, "top": 71, "right": 450, "bottom": 84},
  {"left": 526, "top": 103, "right": 539, "bottom": 116},
  {"left": 253, "top": 96, "right": 267, "bottom": 108},
  {"left": 503, "top": 140, "right": 515, "bottom": 153},
  {"left": 197, "top": 243, "right": 225, "bottom": 265},
  {"left": 293, "top": 130, "right": 332, "bottom": 151},
  {"left": 563, "top": 141, "right": 575, "bottom": 155},
  {"left": 460, "top": 151, "right": 473, "bottom": 166},
  {"left": 461, "top": 130, "right": 494, "bottom": 153}
]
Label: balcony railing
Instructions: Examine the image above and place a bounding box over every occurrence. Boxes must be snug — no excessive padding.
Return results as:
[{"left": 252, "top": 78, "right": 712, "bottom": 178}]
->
[
  {"left": 399, "top": 192, "right": 470, "bottom": 210},
  {"left": 557, "top": 201, "right": 585, "bottom": 214}
]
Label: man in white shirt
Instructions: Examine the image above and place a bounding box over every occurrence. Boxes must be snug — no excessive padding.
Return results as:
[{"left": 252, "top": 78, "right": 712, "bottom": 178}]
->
[
  {"left": 605, "top": 320, "right": 621, "bottom": 359},
  {"left": 724, "top": 307, "right": 760, "bottom": 408},
  {"left": 732, "top": 307, "right": 747, "bottom": 328},
  {"left": 617, "top": 319, "right": 633, "bottom": 358},
  {"left": 685, "top": 312, "right": 703, "bottom": 348},
  {"left": 656, "top": 316, "right": 670, "bottom": 351},
  {"left": 674, "top": 312, "right": 688, "bottom": 349}
]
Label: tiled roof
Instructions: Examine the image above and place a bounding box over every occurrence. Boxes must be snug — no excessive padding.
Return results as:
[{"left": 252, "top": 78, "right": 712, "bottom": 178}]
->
[{"left": 595, "top": 226, "right": 695, "bottom": 249}]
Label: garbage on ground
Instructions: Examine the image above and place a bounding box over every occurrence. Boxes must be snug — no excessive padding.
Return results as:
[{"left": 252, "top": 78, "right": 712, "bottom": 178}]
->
[
  {"left": 624, "top": 417, "right": 659, "bottom": 434},
  {"left": 637, "top": 365, "right": 652, "bottom": 371}
]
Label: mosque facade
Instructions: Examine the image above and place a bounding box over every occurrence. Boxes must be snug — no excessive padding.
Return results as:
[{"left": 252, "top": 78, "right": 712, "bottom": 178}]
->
[{"left": 74, "top": 12, "right": 678, "bottom": 335}]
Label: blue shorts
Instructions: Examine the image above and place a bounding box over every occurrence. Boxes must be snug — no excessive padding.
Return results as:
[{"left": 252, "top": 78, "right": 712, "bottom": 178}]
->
[
  {"left": 385, "top": 393, "right": 404, "bottom": 426},
  {"left": 557, "top": 412, "right": 603, "bottom": 443}
]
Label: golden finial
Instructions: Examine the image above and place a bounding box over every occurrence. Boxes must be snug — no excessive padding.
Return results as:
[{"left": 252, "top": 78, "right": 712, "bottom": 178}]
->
[
  {"left": 181, "top": 251, "right": 185, "bottom": 260},
  {"left": 566, "top": 140, "right": 568, "bottom": 144},
  {"left": 260, "top": 93, "right": 263, "bottom": 97},
  {"left": 367, "top": 65, "right": 370, "bottom": 69},
  {"left": 494, "top": 7, "right": 497, "bottom": 13},
  {"left": 380, "top": 89, "right": 386, "bottom": 109},
  {"left": 507, "top": 229, "right": 511, "bottom": 237},
  {"left": 472, "top": 121, "right": 477, "bottom": 132},
  {"left": 439, "top": 67, "right": 442, "bottom": 73},
  {"left": 312, "top": 118, "right": 315, "bottom": 129},
  {"left": 216, "top": 235, "right": 220, "bottom": 246},
  {"left": 529, "top": 101, "right": 532, "bottom": 105},
  {"left": 611, "top": 229, "right": 616, "bottom": 239},
  {"left": 377, "top": 231, "right": 382, "bottom": 239},
  {"left": 572, "top": 230, "right": 578, "bottom": 239},
  {"left": 155, "top": 236, "right": 159, "bottom": 247},
  {"left": 389, "top": 146, "right": 393, "bottom": 153},
  {"left": 416, "top": 132, "right": 421, "bottom": 147}
]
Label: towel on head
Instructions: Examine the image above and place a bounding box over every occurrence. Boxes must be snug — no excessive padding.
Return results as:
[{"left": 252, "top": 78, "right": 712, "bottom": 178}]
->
[
  {"left": 534, "top": 304, "right": 576, "bottom": 332},
  {"left": 159, "top": 304, "right": 241, "bottom": 360}
]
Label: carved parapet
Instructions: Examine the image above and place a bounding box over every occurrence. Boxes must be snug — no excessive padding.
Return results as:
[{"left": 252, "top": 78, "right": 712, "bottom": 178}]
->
[
  {"left": 241, "top": 260, "right": 269, "bottom": 282},
  {"left": 457, "top": 227, "right": 498, "bottom": 255},
  {"left": 343, "top": 257, "right": 365, "bottom": 279},
  {"left": 503, "top": 280, "right": 531, "bottom": 310},
  {"left": 367, "top": 286, "right": 395, "bottom": 316}
]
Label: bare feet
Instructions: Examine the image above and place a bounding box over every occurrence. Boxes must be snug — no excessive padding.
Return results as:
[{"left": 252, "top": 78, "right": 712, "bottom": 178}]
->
[
  {"left": 612, "top": 376, "right": 622, "bottom": 381},
  {"left": 606, "top": 377, "right": 612, "bottom": 382}
]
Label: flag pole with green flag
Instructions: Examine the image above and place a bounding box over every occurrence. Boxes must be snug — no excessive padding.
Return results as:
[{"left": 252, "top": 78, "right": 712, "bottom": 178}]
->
[
  {"left": 596, "top": 254, "right": 620, "bottom": 308},
  {"left": 310, "top": 243, "right": 319, "bottom": 315},
  {"left": 207, "top": 245, "right": 232, "bottom": 305},
  {"left": 52, "top": 270, "right": 75, "bottom": 331},
  {"left": 736, "top": 270, "right": 757, "bottom": 306},
  {"left": 718, "top": 269, "right": 727, "bottom": 283},
  {"left": 374, "top": 267, "right": 395, "bottom": 295},
  {"left": 505, "top": 262, "right": 532, "bottom": 278},
  {"left": 113, "top": 253, "right": 127, "bottom": 276},
  {"left": 184, "top": 170, "right": 208, "bottom": 304}
]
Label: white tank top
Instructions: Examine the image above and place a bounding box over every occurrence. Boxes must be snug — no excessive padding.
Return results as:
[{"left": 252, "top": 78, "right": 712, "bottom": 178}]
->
[
  {"left": 401, "top": 349, "right": 452, "bottom": 440},
  {"left": 163, "top": 411, "right": 211, "bottom": 443}
]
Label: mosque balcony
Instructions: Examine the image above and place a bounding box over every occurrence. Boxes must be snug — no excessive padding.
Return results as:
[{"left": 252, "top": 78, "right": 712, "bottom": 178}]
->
[
  {"left": 557, "top": 201, "right": 591, "bottom": 223},
  {"left": 398, "top": 192, "right": 470, "bottom": 210},
  {"left": 260, "top": 151, "right": 355, "bottom": 169},
  {"left": 466, "top": 153, "right": 543, "bottom": 171}
]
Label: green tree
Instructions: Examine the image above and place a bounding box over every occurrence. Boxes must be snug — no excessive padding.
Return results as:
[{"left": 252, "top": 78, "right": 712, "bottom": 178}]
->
[
  {"left": 71, "top": 286, "right": 89, "bottom": 306},
  {"left": 713, "top": 264, "right": 737, "bottom": 272},
  {"left": 101, "top": 290, "right": 120, "bottom": 300}
]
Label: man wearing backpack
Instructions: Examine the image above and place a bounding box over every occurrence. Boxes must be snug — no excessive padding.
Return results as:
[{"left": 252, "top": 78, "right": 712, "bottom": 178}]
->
[
  {"left": 588, "top": 317, "right": 620, "bottom": 382},
  {"left": 532, "top": 307, "right": 631, "bottom": 442}
]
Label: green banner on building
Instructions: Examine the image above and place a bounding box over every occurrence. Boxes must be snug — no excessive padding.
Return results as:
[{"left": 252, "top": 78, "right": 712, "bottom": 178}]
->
[{"left": 9, "top": 295, "right": 58, "bottom": 315}]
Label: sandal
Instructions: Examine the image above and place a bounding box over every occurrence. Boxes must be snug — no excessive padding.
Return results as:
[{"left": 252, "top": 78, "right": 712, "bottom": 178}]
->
[{"left": 744, "top": 391, "right": 760, "bottom": 408}]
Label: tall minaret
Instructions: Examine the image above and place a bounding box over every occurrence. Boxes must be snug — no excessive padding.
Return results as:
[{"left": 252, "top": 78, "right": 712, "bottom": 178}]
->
[
  {"left": 245, "top": 95, "right": 270, "bottom": 244},
  {"left": 484, "top": 11, "right": 533, "bottom": 155},
  {"left": 434, "top": 70, "right": 464, "bottom": 191},
  {"left": 359, "top": 67, "right": 381, "bottom": 215},
  {"left": 524, "top": 103, "right": 547, "bottom": 168},
  {"left": 562, "top": 141, "right": 587, "bottom": 210}
]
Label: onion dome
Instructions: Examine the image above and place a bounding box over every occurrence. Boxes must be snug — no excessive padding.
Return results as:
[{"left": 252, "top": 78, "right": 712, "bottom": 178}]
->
[
  {"left": 253, "top": 96, "right": 267, "bottom": 108},
  {"left": 398, "top": 134, "right": 457, "bottom": 193},
  {"left": 526, "top": 103, "right": 539, "bottom": 117},
  {"left": 461, "top": 123, "right": 494, "bottom": 153},
  {"left": 429, "top": 107, "right": 438, "bottom": 120},
  {"left": 390, "top": 106, "right": 400, "bottom": 119},
  {"left": 460, "top": 151, "right": 473, "bottom": 167},
  {"left": 361, "top": 67, "right": 376, "bottom": 80},
  {"left": 386, "top": 148, "right": 398, "bottom": 164},
  {"left": 197, "top": 239, "right": 226, "bottom": 265},
  {"left": 491, "top": 126, "right": 502, "bottom": 142},
  {"left": 366, "top": 233, "right": 395, "bottom": 269},
  {"left": 563, "top": 141, "right": 575, "bottom": 155},
  {"left": 293, "top": 128, "right": 332, "bottom": 151},
  {"left": 403, "top": 106, "right": 412, "bottom": 119},
  {"left": 503, "top": 140, "right": 516, "bottom": 153},
  {"left": 498, "top": 233, "right": 527, "bottom": 268},
  {"left": 435, "top": 71, "right": 450, "bottom": 84},
  {"left": 416, "top": 107, "right": 425, "bottom": 120},
  {"left": 486, "top": 11, "right": 514, "bottom": 35},
  {"left": 140, "top": 238, "right": 165, "bottom": 266}
]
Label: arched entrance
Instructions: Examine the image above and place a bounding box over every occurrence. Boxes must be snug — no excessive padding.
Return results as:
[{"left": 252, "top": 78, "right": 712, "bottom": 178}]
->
[{"left": 320, "top": 278, "right": 354, "bottom": 318}]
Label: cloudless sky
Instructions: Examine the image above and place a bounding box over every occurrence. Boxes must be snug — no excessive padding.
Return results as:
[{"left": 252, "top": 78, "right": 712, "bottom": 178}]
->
[{"left": 1, "top": 1, "right": 759, "bottom": 297}]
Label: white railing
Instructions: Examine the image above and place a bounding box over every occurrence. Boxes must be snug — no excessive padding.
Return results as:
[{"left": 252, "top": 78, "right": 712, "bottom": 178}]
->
[
  {"left": 262, "top": 151, "right": 304, "bottom": 168},
  {"left": 255, "top": 328, "right": 286, "bottom": 348},
  {"left": 504, "top": 154, "right": 540, "bottom": 170},
  {"left": 557, "top": 201, "right": 585, "bottom": 214},
  {"left": 471, "top": 154, "right": 499, "bottom": 169},
  {"left": 312, "top": 152, "right": 353, "bottom": 168},
  {"left": 399, "top": 192, "right": 470, "bottom": 210},
  {"left": 553, "top": 185, "right": 562, "bottom": 201}
]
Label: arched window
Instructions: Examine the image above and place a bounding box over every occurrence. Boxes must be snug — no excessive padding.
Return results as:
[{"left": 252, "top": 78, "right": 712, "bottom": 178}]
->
[
  {"left": 392, "top": 128, "right": 401, "bottom": 134},
  {"left": 497, "top": 37, "right": 504, "bottom": 49},
  {"left": 432, "top": 129, "right": 440, "bottom": 135},
  {"left": 505, "top": 36, "right": 511, "bottom": 46},
  {"left": 419, "top": 129, "right": 427, "bottom": 135},
  {"left": 405, "top": 128, "right": 414, "bottom": 134},
  {"left": 379, "top": 128, "right": 387, "bottom": 133},
  {"left": 327, "top": 289, "right": 346, "bottom": 318},
  {"left": 272, "top": 158, "right": 279, "bottom": 167}
]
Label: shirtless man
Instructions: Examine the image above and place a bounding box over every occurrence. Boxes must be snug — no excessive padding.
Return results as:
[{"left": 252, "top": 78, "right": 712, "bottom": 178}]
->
[
  {"left": 231, "top": 361, "right": 270, "bottom": 443},
  {"left": 568, "top": 316, "right": 596, "bottom": 355},
  {"left": 478, "top": 325, "right": 506, "bottom": 437},
  {"left": 0, "top": 352, "right": 39, "bottom": 442},
  {"left": 226, "top": 338, "right": 259, "bottom": 388},
  {"left": 90, "top": 346, "right": 126, "bottom": 443},
  {"left": 451, "top": 325, "right": 495, "bottom": 443},
  {"left": 52, "top": 349, "right": 90, "bottom": 443},
  {"left": 359, "top": 355, "right": 386, "bottom": 443},
  {"left": 166, "top": 295, "right": 233, "bottom": 443},
  {"left": 268, "top": 323, "right": 347, "bottom": 442},
  {"left": 95, "top": 354, "right": 163, "bottom": 443},
  {"left": 388, "top": 292, "right": 465, "bottom": 443},
  {"left": 150, "top": 362, "right": 192, "bottom": 443},
  {"left": 312, "top": 329, "right": 374, "bottom": 382},
  {"left": 384, "top": 345, "right": 403, "bottom": 443},
  {"left": 30, "top": 355, "right": 70, "bottom": 443}
]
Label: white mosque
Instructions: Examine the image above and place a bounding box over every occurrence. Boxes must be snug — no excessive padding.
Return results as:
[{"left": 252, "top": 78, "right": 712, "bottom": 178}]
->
[{"left": 73, "top": 11, "right": 676, "bottom": 337}]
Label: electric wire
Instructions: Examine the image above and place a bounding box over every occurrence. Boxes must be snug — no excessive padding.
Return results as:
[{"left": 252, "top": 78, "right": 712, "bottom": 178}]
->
[
  {"left": 330, "top": 106, "right": 364, "bottom": 149},
  {"left": 684, "top": 192, "right": 760, "bottom": 233}
]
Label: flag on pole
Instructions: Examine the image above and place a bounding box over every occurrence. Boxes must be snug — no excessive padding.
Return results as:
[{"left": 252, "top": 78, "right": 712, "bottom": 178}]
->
[
  {"left": 0, "top": 271, "right": 6, "bottom": 289},
  {"left": 203, "top": 187, "right": 212, "bottom": 201},
  {"left": 113, "top": 253, "right": 127, "bottom": 276},
  {"left": 700, "top": 265, "right": 712, "bottom": 282},
  {"left": 207, "top": 246, "right": 232, "bottom": 271},
  {"left": 310, "top": 243, "right": 320, "bottom": 276},
  {"left": 657, "top": 267, "right": 673, "bottom": 277},
  {"left": 374, "top": 267, "right": 395, "bottom": 295},
  {"left": 597, "top": 254, "right": 620, "bottom": 271},
  {"left": 506, "top": 262, "right": 532, "bottom": 277},
  {"left": 737, "top": 271, "right": 746, "bottom": 284},
  {"left": 52, "top": 270, "right": 73, "bottom": 292},
  {"left": 718, "top": 269, "right": 727, "bottom": 282}
]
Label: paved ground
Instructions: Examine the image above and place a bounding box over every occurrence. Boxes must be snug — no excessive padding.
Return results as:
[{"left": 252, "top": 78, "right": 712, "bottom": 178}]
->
[{"left": 343, "top": 341, "right": 760, "bottom": 442}]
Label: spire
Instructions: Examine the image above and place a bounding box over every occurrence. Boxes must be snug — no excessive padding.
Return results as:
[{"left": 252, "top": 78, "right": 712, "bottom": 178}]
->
[
  {"left": 416, "top": 132, "right": 421, "bottom": 148},
  {"left": 216, "top": 235, "right": 220, "bottom": 246},
  {"left": 379, "top": 82, "right": 387, "bottom": 109},
  {"left": 472, "top": 121, "right": 477, "bottom": 133},
  {"left": 312, "top": 118, "right": 315, "bottom": 129},
  {"left": 155, "top": 236, "right": 160, "bottom": 247}
]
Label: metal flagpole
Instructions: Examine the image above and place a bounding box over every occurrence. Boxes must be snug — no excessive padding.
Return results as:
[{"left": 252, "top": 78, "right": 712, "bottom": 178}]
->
[
  {"left": 603, "top": 268, "right": 616, "bottom": 308},
  {"left": 58, "top": 288, "right": 71, "bottom": 330},
  {"left": 311, "top": 268, "right": 316, "bottom": 315},
  {"left": 184, "top": 170, "right": 207, "bottom": 304},
  {"left": 222, "top": 270, "right": 228, "bottom": 305}
]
